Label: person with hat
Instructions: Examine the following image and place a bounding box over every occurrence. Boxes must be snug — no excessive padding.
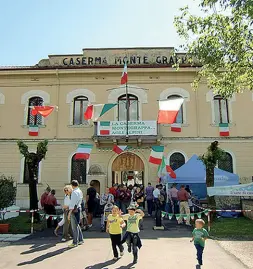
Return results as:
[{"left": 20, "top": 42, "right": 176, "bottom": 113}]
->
[{"left": 121, "top": 203, "right": 144, "bottom": 264}]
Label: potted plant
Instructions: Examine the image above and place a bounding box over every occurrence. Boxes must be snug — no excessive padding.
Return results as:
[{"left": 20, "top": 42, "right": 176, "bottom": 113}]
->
[{"left": 0, "top": 175, "right": 17, "bottom": 233}]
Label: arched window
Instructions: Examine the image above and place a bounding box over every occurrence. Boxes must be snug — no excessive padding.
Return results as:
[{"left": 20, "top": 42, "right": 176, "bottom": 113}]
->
[
  {"left": 71, "top": 154, "right": 87, "bottom": 184},
  {"left": 73, "top": 96, "right": 88, "bottom": 125},
  {"left": 27, "top": 97, "right": 43, "bottom": 126},
  {"left": 118, "top": 94, "right": 139, "bottom": 121},
  {"left": 167, "top": 95, "right": 183, "bottom": 123},
  {"left": 23, "top": 157, "right": 39, "bottom": 184},
  {"left": 169, "top": 152, "right": 185, "bottom": 171},
  {"left": 218, "top": 152, "right": 233, "bottom": 173},
  {"left": 213, "top": 95, "right": 229, "bottom": 124}
]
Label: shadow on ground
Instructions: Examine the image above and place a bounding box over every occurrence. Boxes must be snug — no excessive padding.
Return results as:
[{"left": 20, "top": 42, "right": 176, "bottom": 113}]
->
[
  {"left": 17, "top": 247, "right": 70, "bottom": 266},
  {"left": 85, "top": 260, "right": 135, "bottom": 269}
]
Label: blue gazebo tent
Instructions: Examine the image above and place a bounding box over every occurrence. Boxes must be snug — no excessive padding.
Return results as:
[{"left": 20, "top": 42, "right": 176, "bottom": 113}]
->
[{"left": 162, "top": 154, "right": 239, "bottom": 199}]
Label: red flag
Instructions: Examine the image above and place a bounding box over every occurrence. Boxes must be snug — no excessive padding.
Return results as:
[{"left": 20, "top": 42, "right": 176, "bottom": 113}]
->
[
  {"left": 120, "top": 63, "right": 128, "bottom": 85},
  {"left": 31, "top": 106, "right": 55, "bottom": 117},
  {"left": 166, "top": 165, "right": 176, "bottom": 179}
]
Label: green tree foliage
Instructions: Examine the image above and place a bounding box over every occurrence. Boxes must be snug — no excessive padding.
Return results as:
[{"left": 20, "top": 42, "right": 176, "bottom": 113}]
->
[
  {"left": 174, "top": 0, "right": 253, "bottom": 97},
  {"left": 17, "top": 140, "right": 48, "bottom": 213},
  {"left": 200, "top": 141, "right": 225, "bottom": 207}
]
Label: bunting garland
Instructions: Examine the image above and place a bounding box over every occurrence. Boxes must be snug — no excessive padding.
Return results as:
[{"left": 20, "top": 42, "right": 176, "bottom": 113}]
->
[{"left": 161, "top": 209, "right": 210, "bottom": 220}]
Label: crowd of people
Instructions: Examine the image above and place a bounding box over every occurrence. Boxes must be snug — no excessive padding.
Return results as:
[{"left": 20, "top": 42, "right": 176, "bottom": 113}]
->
[{"left": 40, "top": 181, "right": 207, "bottom": 266}]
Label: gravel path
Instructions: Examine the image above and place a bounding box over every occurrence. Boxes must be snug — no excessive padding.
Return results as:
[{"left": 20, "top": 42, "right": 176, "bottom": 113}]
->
[{"left": 218, "top": 240, "right": 253, "bottom": 269}]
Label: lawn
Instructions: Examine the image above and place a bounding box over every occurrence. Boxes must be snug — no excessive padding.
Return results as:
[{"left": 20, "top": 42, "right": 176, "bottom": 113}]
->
[
  {"left": 209, "top": 216, "right": 253, "bottom": 239},
  {"left": 0, "top": 214, "right": 45, "bottom": 234}
]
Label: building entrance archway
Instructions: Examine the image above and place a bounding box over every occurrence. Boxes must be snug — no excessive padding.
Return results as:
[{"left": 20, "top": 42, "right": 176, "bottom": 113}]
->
[{"left": 111, "top": 152, "right": 144, "bottom": 186}]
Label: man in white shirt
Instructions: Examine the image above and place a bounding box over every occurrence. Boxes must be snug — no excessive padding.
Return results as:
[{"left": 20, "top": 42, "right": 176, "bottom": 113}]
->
[
  {"left": 68, "top": 180, "right": 84, "bottom": 247},
  {"left": 153, "top": 185, "right": 161, "bottom": 199}
]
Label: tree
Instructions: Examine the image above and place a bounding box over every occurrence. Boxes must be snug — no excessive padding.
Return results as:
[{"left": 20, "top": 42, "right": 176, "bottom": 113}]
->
[
  {"left": 174, "top": 0, "right": 253, "bottom": 98},
  {"left": 17, "top": 140, "right": 48, "bottom": 218},
  {"left": 200, "top": 141, "right": 225, "bottom": 208}
]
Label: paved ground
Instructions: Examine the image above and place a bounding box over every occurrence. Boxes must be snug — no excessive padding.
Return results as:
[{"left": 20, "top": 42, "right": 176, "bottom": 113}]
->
[{"left": 0, "top": 218, "right": 248, "bottom": 269}]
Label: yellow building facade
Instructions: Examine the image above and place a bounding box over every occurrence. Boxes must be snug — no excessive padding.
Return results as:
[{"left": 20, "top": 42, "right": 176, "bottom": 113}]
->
[{"left": 0, "top": 47, "right": 252, "bottom": 208}]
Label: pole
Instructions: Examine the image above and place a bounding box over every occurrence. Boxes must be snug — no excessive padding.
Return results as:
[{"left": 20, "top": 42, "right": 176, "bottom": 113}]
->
[
  {"left": 207, "top": 211, "right": 211, "bottom": 232},
  {"left": 31, "top": 210, "right": 34, "bottom": 234},
  {"left": 125, "top": 82, "right": 129, "bottom": 142}
]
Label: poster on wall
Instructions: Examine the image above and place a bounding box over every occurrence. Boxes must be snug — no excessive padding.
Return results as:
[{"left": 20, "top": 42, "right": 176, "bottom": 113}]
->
[{"left": 207, "top": 182, "right": 253, "bottom": 196}]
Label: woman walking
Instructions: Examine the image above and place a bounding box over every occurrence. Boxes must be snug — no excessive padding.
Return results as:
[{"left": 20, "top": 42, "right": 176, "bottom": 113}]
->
[{"left": 54, "top": 185, "right": 73, "bottom": 241}]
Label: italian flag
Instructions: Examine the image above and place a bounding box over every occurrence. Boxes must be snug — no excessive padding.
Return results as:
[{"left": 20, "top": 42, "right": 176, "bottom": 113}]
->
[
  {"left": 31, "top": 106, "right": 55, "bottom": 117},
  {"left": 219, "top": 123, "right": 229, "bottom": 136},
  {"left": 158, "top": 156, "right": 176, "bottom": 179},
  {"left": 29, "top": 125, "right": 39, "bottom": 136},
  {"left": 171, "top": 123, "right": 182, "bottom": 132},
  {"left": 84, "top": 103, "right": 117, "bottom": 121},
  {"left": 113, "top": 145, "right": 128, "bottom": 155},
  {"left": 74, "top": 144, "right": 93, "bottom": 160},
  {"left": 99, "top": 121, "right": 111, "bottom": 135},
  {"left": 157, "top": 98, "right": 184, "bottom": 124},
  {"left": 149, "top": 146, "right": 164, "bottom": 165},
  {"left": 120, "top": 63, "right": 128, "bottom": 85}
]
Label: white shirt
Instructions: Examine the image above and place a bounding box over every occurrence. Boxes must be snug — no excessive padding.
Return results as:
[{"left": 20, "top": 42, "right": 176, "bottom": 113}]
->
[
  {"left": 63, "top": 195, "right": 71, "bottom": 207},
  {"left": 69, "top": 187, "right": 83, "bottom": 210},
  {"left": 153, "top": 188, "right": 160, "bottom": 198}
]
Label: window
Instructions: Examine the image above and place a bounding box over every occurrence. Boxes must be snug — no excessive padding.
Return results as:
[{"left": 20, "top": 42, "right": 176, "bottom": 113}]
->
[
  {"left": 218, "top": 152, "right": 233, "bottom": 173},
  {"left": 169, "top": 152, "right": 185, "bottom": 171},
  {"left": 213, "top": 95, "right": 229, "bottom": 124},
  {"left": 23, "top": 157, "right": 39, "bottom": 184},
  {"left": 167, "top": 95, "right": 183, "bottom": 123},
  {"left": 27, "top": 97, "right": 43, "bottom": 126},
  {"left": 118, "top": 94, "right": 139, "bottom": 121},
  {"left": 73, "top": 96, "right": 88, "bottom": 125},
  {"left": 71, "top": 154, "right": 87, "bottom": 184}
]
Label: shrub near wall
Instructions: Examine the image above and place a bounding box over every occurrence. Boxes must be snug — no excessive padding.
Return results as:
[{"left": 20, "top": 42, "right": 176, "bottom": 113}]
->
[
  {"left": 242, "top": 200, "right": 253, "bottom": 220},
  {"left": 0, "top": 175, "right": 17, "bottom": 219}
]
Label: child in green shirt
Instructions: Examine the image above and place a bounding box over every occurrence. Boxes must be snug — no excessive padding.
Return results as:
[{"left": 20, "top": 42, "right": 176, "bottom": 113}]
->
[
  {"left": 121, "top": 203, "right": 144, "bottom": 264},
  {"left": 190, "top": 219, "right": 209, "bottom": 267}
]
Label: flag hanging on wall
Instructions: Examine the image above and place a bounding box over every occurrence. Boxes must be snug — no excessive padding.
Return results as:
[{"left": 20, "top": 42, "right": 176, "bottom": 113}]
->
[
  {"left": 157, "top": 156, "right": 176, "bottom": 179},
  {"left": 113, "top": 145, "right": 128, "bottom": 155},
  {"left": 74, "top": 144, "right": 93, "bottom": 160},
  {"left": 120, "top": 63, "right": 128, "bottom": 85},
  {"left": 171, "top": 123, "right": 182, "bottom": 132},
  {"left": 31, "top": 106, "right": 55, "bottom": 117},
  {"left": 29, "top": 125, "right": 39, "bottom": 136},
  {"left": 84, "top": 103, "right": 117, "bottom": 121},
  {"left": 149, "top": 146, "right": 164, "bottom": 165},
  {"left": 219, "top": 123, "right": 229, "bottom": 136},
  {"left": 99, "top": 121, "right": 111, "bottom": 135},
  {"left": 157, "top": 98, "right": 184, "bottom": 124}
]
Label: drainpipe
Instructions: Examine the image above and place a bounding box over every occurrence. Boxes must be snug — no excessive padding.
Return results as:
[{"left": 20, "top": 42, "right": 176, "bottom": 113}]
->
[
  {"left": 195, "top": 89, "right": 200, "bottom": 137},
  {"left": 55, "top": 69, "right": 60, "bottom": 139}
]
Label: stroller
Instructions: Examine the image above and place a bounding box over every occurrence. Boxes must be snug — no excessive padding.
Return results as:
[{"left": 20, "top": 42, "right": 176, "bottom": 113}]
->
[{"left": 101, "top": 202, "right": 113, "bottom": 232}]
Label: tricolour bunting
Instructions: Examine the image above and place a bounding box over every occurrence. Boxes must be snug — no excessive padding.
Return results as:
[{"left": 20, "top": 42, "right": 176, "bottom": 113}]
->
[
  {"left": 29, "top": 125, "right": 39, "bottom": 136},
  {"left": 157, "top": 98, "right": 184, "bottom": 124},
  {"left": 157, "top": 156, "right": 176, "bottom": 179},
  {"left": 120, "top": 63, "right": 128, "bottom": 85},
  {"left": 113, "top": 145, "right": 128, "bottom": 155},
  {"left": 31, "top": 106, "right": 55, "bottom": 117},
  {"left": 84, "top": 103, "right": 117, "bottom": 121},
  {"left": 74, "top": 144, "right": 93, "bottom": 160},
  {"left": 219, "top": 123, "right": 229, "bottom": 136},
  {"left": 149, "top": 146, "right": 164, "bottom": 165},
  {"left": 171, "top": 123, "right": 182, "bottom": 132}
]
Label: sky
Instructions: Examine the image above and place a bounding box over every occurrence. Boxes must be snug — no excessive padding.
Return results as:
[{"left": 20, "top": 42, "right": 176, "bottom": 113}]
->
[{"left": 0, "top": 0, "right": 201, "bottom": 66}]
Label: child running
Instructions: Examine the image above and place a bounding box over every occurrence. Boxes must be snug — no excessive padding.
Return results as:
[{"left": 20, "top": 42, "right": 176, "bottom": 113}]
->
[
  {"left": 106, "top": 205, "right": 125, "bottom": 261},
  {"left": 121, "top": 203, "right": 144, "bottom": 264},
  {"left": 190, "top": 219, "right": 209, "bottom": 267}
]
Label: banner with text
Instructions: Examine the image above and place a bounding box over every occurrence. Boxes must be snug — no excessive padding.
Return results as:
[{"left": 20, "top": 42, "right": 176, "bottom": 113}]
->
[
  {"left": 97, "top": 121, "right": 157, "bottom": 136},
  {"left": 207, "top": 182, "right": 253, "bottom": 196}
]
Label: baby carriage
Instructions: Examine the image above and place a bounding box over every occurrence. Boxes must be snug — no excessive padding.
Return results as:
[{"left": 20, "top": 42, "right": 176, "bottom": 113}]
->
[{"left": 101, "top": 202, "right": 113, "bottom": 232}]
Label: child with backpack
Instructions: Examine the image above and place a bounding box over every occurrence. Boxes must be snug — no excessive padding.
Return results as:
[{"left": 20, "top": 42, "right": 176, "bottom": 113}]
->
[{"left": 121, "top": 203, "right": 144, "bottom": 264}]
